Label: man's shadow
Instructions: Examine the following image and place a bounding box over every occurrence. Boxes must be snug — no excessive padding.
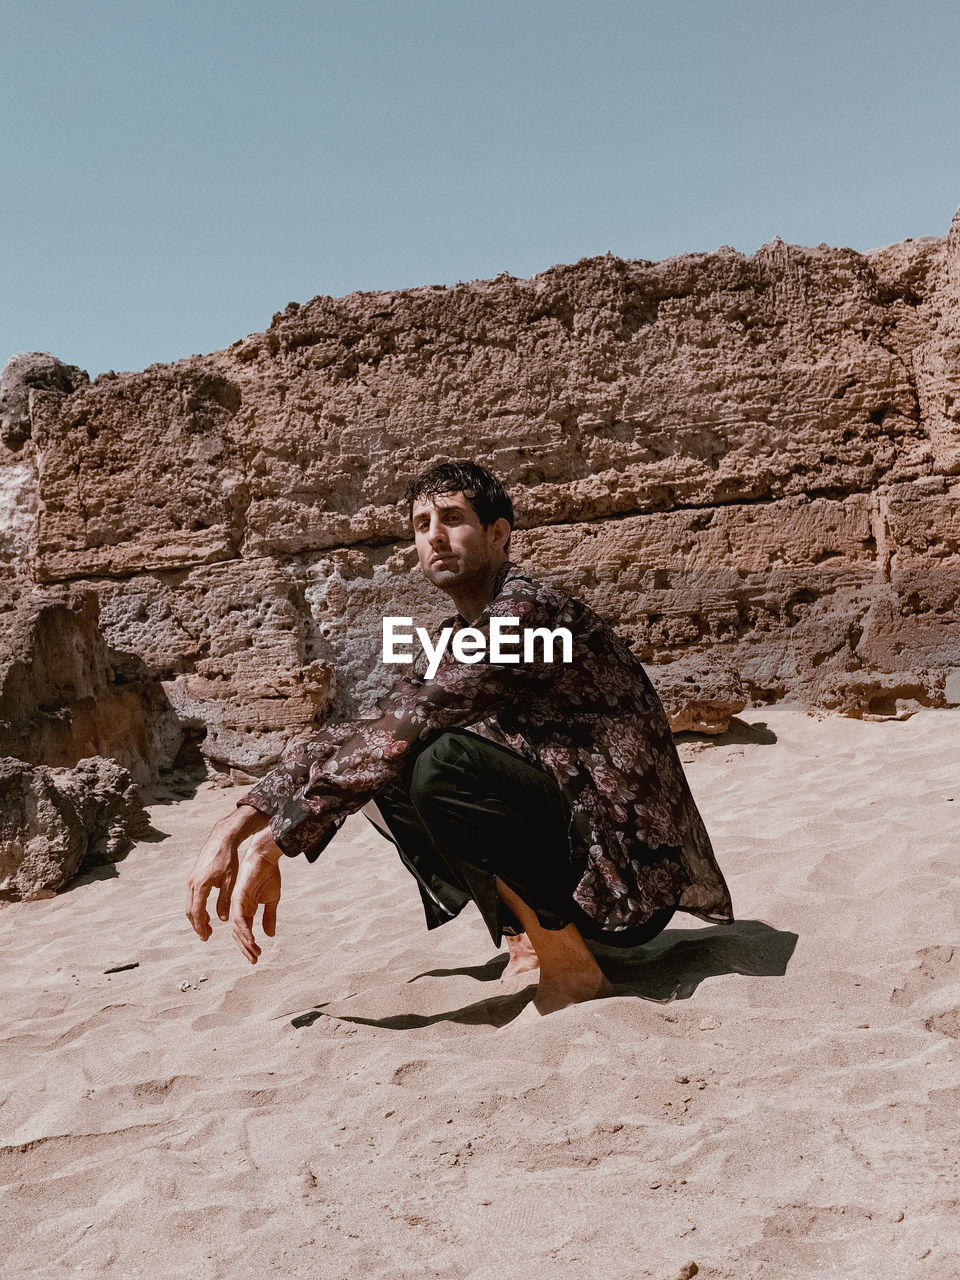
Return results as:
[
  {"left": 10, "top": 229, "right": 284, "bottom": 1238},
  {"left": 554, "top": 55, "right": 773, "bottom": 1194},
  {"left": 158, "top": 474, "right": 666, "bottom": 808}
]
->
[
  {"left": 589, "top": 918, "right": 795, "bottom": 1001},
  {"left": 290, "top": 919, "right": 796, "bottom": 1031}
]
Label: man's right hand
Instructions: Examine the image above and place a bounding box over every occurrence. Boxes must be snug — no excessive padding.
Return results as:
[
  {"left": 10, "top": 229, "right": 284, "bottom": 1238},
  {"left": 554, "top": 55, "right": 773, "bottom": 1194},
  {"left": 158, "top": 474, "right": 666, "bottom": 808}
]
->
[{"left": 186, "top": 805, "right": 268, "bottom": 941}]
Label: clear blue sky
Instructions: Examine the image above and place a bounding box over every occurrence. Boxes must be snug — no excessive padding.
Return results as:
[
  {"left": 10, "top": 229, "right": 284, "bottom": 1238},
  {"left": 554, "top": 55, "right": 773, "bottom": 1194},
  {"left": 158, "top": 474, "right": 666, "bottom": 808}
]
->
[{"left": 2, "top": 0, "right": 958, "bottom": 376}]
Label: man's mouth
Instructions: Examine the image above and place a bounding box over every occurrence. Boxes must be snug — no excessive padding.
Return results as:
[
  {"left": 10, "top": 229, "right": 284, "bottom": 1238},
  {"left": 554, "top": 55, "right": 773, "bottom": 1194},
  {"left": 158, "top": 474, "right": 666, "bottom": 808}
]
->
[{"left": 431, "top": 554, "right": 455, "bottom": 565}]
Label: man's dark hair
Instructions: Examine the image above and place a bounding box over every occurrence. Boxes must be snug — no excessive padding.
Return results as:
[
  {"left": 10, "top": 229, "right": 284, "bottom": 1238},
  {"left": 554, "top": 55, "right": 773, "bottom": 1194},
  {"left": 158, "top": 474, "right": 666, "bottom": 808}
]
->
[{"left": 405, "top": 462, "right": 514, "bottom": 545}]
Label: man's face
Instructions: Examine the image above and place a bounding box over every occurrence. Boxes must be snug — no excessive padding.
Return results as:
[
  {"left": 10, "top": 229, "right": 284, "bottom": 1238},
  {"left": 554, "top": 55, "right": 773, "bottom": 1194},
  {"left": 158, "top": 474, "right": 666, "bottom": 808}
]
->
[{"left": 412, "top": 489, "right": 505, "bottom": 592}]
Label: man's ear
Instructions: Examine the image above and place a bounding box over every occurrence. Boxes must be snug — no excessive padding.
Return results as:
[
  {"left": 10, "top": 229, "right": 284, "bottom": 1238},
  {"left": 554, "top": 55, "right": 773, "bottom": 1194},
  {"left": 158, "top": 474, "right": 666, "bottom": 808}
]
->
[{"left": 490, "top": 516, "right": 511, "bottom": 551}]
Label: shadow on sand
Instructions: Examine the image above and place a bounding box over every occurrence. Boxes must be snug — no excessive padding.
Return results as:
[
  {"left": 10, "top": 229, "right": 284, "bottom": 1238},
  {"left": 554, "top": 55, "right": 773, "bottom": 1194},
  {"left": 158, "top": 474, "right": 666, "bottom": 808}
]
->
[
  {"left": 289, "top": 918, "right": 797, "bottom": 1031},
  {"left": 142, "top": 763, "right": 209, "bottom": 808},
  {"left": 675, "top": 717, "right": 778, "bottom": 749}
]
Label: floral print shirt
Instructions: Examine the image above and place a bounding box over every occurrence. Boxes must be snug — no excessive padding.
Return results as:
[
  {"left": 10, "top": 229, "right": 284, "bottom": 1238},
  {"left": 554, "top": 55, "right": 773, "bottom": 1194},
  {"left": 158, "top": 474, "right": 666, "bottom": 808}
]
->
[{"left": 239, "top": 561, "right": 734, "bottom": 933}]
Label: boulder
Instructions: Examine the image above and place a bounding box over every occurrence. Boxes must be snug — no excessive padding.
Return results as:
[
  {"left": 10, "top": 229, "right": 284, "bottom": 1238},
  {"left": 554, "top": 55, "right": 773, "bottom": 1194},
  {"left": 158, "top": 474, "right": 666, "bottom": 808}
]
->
[
  {"left": 0, "top": 756, "right": 149, "bottom": 901},
  {"left": 649, "top": 662, "right": 748, "bottom": 734},
  {"left": 809, "top": 670, "right": 937, "bottom": 721},
  {"left": 0, "top": 351, "right": 89, "bottom": 451}
]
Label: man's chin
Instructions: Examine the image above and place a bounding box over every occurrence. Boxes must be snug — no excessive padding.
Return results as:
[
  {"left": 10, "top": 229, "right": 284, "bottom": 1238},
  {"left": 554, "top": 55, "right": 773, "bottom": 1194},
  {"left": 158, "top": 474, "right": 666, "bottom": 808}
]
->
[{"left": 422, "top": 564, "right": 461, "bottom": 589}]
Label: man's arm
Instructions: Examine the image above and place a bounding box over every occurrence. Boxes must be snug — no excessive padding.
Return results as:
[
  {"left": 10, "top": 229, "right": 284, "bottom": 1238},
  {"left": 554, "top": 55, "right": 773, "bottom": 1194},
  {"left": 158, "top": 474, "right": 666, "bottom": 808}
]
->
[
  {"left": 185, "top": 623, "right": 467, "bottom": 943},
  {"left": 239, "top": 579, "right": 563, "bottom": 863},
  {"left": 184, "top": 712, "right": 378, "bottom": 943}
]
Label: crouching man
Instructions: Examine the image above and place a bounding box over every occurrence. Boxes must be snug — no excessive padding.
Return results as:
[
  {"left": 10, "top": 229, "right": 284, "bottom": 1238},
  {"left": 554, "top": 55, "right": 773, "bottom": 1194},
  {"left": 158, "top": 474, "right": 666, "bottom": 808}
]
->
[{"left": 186, "top": 461, "right": 734, "bottom": 1018}]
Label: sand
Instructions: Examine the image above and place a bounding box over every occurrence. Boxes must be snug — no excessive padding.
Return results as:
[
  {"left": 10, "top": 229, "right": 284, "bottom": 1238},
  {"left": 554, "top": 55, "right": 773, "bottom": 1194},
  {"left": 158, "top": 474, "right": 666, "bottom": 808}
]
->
[{"left": 2, "top": 703, "right": 959, "bottom": 1279}]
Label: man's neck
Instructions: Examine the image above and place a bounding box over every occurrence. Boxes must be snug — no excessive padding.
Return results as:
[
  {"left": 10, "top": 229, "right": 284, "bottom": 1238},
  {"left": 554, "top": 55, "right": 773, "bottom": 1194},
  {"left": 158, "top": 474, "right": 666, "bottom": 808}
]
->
[{"left": 447, "top": 557, "right": 509, "bottom": 625}]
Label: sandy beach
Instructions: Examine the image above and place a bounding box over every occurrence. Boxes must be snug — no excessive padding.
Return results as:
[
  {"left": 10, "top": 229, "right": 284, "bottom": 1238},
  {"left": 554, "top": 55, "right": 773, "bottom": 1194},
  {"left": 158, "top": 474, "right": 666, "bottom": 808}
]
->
[{"left": 2, "top": 703, "right": 959, "bottom": 1279}]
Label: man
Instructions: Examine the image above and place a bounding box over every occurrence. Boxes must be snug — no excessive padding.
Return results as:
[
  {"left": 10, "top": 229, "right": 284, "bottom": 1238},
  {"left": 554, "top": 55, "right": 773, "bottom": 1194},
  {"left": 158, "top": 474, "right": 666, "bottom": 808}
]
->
[{"left": 186, "top": 462, "right": 734, "bottom": 1018}]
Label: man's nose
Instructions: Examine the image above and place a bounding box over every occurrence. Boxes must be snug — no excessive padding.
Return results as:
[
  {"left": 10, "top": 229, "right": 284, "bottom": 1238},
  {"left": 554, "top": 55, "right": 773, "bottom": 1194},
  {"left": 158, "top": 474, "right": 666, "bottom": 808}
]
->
[{"left": 428, "top": 520, "right": 449, "bottom": 546}]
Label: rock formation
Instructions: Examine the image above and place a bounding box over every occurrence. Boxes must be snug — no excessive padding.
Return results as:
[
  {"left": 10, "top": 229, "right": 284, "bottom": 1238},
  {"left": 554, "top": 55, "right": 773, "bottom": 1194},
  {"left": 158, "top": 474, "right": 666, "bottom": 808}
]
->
[
  {"left": 0, "top": 756, "right": 149, "bottom": 901},
  {"left": 649, "top": 662, "right": 747, "bottom": 735},
  {"left": 0, "top": 591, "right": 183, "bottom": 783},
  {"left": 2, "top": 210, "right": 960, "bottom": 778}
]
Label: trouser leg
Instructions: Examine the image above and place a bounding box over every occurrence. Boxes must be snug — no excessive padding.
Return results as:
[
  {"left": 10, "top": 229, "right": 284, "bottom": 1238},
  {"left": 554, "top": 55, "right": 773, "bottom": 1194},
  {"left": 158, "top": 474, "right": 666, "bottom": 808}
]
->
[
  {"left": 364, "top": 771, "right": 475, "bottom": 932},
  {"left": 369, "top": 729, "right": 578, "bottom": 947}
]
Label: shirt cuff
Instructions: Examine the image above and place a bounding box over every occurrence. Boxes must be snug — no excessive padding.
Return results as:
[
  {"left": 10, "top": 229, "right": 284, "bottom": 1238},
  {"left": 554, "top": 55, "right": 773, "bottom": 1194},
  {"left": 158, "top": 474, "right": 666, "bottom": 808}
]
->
[{"left": 236, "top": 794, "right": 275, "bottom": 818}]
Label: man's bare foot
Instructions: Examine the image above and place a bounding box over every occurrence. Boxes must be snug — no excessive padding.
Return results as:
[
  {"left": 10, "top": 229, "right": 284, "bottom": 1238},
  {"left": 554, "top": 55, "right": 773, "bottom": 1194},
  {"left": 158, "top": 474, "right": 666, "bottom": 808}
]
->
[
  {"left": 493, "top": 880, "right": 612, "bottom": 1023},
  {"left": 502, "top": 932, "right": 539, "bottom": 978},
  {"left": 514, "top": 974, "right": 615, "bottom": 1021}
]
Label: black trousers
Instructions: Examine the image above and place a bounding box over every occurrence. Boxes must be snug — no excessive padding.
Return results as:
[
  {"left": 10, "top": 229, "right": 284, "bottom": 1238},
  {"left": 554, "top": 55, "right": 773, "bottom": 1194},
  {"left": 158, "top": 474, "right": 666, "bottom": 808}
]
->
[{"left": 366, "top": 729, "right": 675, "bottom": 949}]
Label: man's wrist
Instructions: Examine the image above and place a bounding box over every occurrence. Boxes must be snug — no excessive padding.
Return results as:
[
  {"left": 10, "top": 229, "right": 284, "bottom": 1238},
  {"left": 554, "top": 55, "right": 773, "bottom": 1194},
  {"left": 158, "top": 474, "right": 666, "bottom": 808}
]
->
[
  {"left": 217, "top": 803, "right": 269, "bottom": 844},
  {"left": 244, "top": 830, "right": 285, "bottom": 865}
]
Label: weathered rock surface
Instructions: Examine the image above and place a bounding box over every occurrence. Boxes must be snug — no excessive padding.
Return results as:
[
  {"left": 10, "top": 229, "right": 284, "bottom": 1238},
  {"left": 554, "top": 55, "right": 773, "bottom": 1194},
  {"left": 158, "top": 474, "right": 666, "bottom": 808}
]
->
[
  {"left": 0, "top": 351, "right": 89, "bottom": 452},
  {"left": 648, "top": 662, "right": 748, "bottom": 735},
  {"left": 0, "top": 591, "right": 183, "bottom": 784},
  {"left": 3, "top": 212, "right": 960, "bottom": 772},
  {"left": 0, "top": 756, "right": 149, "bottom": 901},
  {"left": 0, "top": 354, "right": 88, "bottom": 576}
]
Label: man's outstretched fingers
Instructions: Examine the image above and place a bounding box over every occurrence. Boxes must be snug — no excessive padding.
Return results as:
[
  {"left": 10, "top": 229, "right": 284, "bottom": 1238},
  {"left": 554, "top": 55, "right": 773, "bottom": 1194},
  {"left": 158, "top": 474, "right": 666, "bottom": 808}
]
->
[
  {"left": 215, "top": 874, "right": 235, "bottom": 922},
  {"left": 232, "top": 914, "right": 261, "bottom": 964},
  {"left": 186, "top": 884, "right": 212, "bottom": 941},
  {"left": 227, "top": 843, "right": 282, "bottom": 964},
  {"left": 186, "top": 821, "right": 249, "bottom": 941}
]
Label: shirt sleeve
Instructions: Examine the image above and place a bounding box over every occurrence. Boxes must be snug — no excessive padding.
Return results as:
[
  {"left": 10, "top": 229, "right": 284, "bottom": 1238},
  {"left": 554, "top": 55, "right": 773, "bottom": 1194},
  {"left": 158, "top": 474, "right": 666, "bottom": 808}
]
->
[{"left": 237, "top": 579, "right": 561, "bottom": 861}]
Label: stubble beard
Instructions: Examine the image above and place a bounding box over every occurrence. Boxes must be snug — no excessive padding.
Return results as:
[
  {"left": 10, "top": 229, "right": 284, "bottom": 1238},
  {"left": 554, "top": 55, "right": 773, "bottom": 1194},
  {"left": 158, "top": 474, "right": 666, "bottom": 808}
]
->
[{"left": 420, "top": 546, "right": 493, "bottom": 597}]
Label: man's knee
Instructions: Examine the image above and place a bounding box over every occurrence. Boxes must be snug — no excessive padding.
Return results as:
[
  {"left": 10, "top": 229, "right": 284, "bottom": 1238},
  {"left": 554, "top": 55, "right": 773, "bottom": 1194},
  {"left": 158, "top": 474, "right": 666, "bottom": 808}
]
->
[{"left": 409, "top": 732, "right": 470, "bottom": 810}]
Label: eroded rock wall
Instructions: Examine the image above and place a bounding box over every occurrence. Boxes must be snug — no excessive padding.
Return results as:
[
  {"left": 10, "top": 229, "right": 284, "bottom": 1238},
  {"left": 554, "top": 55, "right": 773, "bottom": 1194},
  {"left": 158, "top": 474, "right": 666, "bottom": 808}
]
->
[{"left": 3, "top": 211, "right": 960, "bottom": 773}]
